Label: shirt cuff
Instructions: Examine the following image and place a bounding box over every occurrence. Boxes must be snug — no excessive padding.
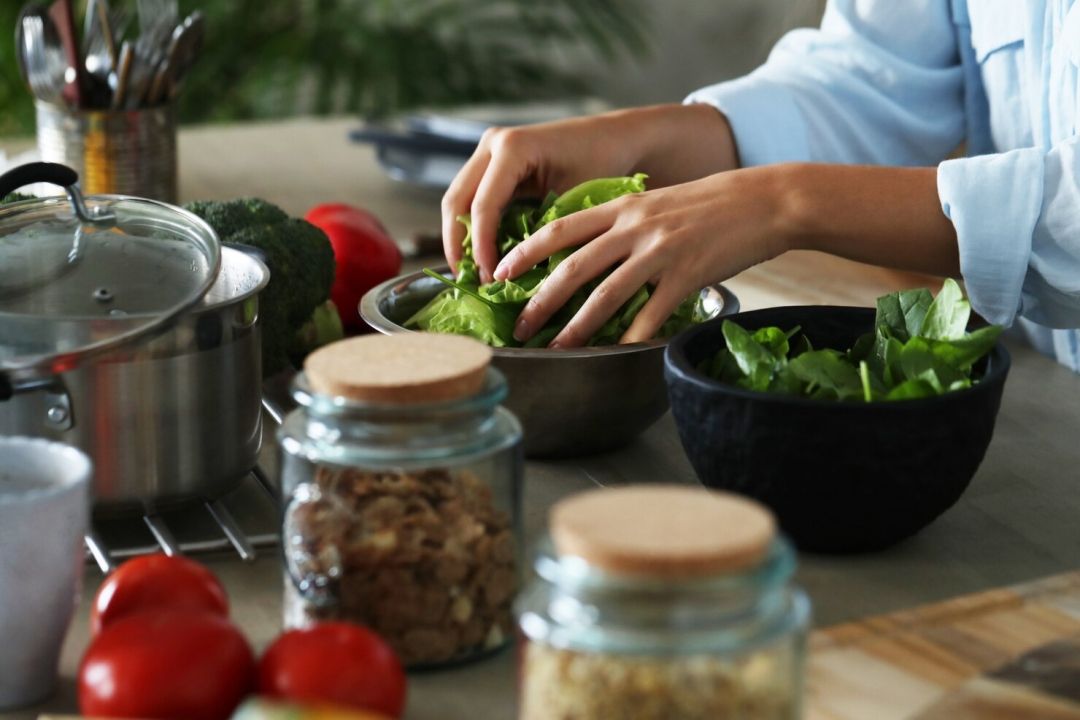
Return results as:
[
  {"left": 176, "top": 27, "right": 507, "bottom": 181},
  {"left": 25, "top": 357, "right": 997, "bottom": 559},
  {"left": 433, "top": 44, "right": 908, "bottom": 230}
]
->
[
  {"left": 937, "top": 147, "right": 1044, "bottom": 327},
  {"left": 685, "top": 74, "right": 811, "bottom": 167}
]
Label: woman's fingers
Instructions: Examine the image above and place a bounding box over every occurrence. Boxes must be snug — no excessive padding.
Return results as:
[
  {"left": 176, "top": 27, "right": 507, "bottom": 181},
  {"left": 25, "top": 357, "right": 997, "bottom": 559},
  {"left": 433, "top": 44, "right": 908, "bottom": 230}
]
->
[
  {"left": 511, "top": 226, "right": 626, "bottom": 342},
  {"left": 549, "top": 259, "right": 656, "bottom": 348},
  {"left": 471, "top": 149, "right": 532, "bottom": 283},
  {"left": 620, "top": 279, "right": 691, "bottom": 345},
  {"left": 441, "top": 148, "right": 492, "bottom": 272},
  {"left": 494, "top": 203, "right": 616, "bottom": 281}
]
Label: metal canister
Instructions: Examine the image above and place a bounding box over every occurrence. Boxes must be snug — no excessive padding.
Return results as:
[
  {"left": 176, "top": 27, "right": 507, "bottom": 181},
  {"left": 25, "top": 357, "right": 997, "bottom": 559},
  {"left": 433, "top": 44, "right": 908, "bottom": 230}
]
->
[{"left": 35, "top": 100, "right": 177, "bottom": 203}]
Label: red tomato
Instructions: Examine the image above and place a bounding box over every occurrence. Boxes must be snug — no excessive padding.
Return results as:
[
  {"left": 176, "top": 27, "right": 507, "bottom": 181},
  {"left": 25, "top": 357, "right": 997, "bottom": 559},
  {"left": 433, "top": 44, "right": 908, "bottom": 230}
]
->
[
  {"left": 305, "top": 203, "right": 402, "bottom": 333},
  {"left": 258, "top": 623, "right": 407, "bottom": 718},
  {"left": 78, "top": 611, "right": 256, "bottom": 720},
  {"left": 90, "top": 553, "right": 228, "bottom": 635}
]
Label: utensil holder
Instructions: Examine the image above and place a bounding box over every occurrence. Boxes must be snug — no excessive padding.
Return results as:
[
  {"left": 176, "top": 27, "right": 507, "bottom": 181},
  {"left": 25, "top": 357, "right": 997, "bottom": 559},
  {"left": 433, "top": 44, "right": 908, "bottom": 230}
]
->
[{"left": 35, "top": 100, "right": 178, "bottom": 203}]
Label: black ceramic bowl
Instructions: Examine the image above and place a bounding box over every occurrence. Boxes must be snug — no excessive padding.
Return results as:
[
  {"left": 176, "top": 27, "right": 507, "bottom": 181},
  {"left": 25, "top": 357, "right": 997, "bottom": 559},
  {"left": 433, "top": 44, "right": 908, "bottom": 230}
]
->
[{"left": 664, "top": 306, "right": 1011, "bottom": 553}]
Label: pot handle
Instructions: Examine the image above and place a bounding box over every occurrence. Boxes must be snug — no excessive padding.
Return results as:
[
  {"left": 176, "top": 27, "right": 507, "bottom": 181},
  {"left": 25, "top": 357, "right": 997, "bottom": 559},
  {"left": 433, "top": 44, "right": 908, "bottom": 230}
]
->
[
  {"left": 0, "top": 162, "right": 112, "bottom": 226},
  {"left": 0, "top": 162, "right": 77, "bottom": 198}
]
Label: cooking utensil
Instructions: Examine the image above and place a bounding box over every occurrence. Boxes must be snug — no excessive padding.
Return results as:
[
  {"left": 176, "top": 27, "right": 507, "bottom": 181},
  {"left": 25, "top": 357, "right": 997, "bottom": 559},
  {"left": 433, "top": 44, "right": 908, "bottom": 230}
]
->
[
  {"left": 125, "top": 0, "right": 174, "bottom": 109},
  {"left": 83, "top": 0, "right": 126, "bottom": 100},
  {"left": 47, "top": 0, "right": 85, "bottom": 107},
  {"left": 0, "top": 437, "right": 89, "bottom": 709},
  {"left": 0, "top": 246, "right": 269, "bottom": 514},
  {"left": 149, "top": 11, "right": 204, "bottom": 104},
  {"left": 0, "top": 163, "right": 269, "bottom": 513},
  {"left": 17, "top": 7, "right": 68, "bottom": 105},
  {"left": 110, "top": 40, "right": 133, "bottom": 110},
  {"left": 360, "top": 269, "right": 739, "bottom": 458},
  {"left": 664, "top": 306, "right": 1010, "bottom": 553}
]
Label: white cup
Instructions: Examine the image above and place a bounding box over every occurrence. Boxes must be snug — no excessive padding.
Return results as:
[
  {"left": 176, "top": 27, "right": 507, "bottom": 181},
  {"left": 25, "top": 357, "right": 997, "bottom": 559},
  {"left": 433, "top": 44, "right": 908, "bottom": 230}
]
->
[{"left": 0, "top": 437, "right": 90, "bottom": 710}]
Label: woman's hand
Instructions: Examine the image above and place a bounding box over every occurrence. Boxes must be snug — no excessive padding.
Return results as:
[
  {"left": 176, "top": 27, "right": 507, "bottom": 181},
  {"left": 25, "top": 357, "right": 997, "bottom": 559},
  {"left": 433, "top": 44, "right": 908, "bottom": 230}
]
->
[
  {"left": 441, "top": 104, "right": 738, "bottom": 282},
  {"left": 496, "top": 163, "right": 960, "bottom": 348},
  {"left": 495, "top": 166, "right": 792, "bottom": 347}
]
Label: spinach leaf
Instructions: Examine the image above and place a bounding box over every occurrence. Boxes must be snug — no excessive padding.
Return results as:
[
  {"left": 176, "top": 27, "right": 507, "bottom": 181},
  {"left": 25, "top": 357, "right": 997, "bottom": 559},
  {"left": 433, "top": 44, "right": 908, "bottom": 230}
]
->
[
  {"left": 875, "top": 287, "right": 933, "bottom": 341},
  {"left": 929, "top": 325, "right": 1004, "bottom": 370},
  {"left": 898, "top": 336, "right": 967, "bottom": 387},
  {"left": 921, "top": 278, "right": 970, "bottom": 341},
  {"left": 885, "top": 377, "right": 939, "bottom": 400},
  {"left": 703, "top": 281, "right": 1001, "bottom": 403},
  {"left": 752, "top": 325, "right": 800, "bottom": 360},
  {"left": 789, "top": 350, "right": 864, "bottom": 401},
  {"left": 722, "top": 320, "right": 778, "bottom": 391}
]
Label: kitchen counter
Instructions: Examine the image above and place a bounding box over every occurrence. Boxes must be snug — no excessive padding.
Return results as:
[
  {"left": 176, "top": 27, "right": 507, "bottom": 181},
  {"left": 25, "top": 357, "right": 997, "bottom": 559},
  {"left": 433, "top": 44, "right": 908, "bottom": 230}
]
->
[{"left": 4, "top": 117, "right": 1080, "bottom": 719}]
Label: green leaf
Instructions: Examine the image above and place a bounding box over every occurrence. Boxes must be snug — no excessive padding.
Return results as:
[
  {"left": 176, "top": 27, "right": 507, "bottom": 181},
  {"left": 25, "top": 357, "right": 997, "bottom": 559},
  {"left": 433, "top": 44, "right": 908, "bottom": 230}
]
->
[
  {"left": 767, "top": 366, "right": 805, "bottom": 395},
  {"left": 535, "top": 173, "right": 648, "bottom": 228},
  {"left": 921, "top": 278, "right": 970, "bottom": 341},
  {"left": 752, "top": 326, "right": 799, "bottom": 360},
  {"left": 848, "top": 332, "right": 875, "bottom": 364},
  {"left": 722, "top": 320, "right": 778, "bottom": 391},
  {"left": 455, "top": 215, "right": 480, "bottom": 286},
  {"left": 929, "top": 325, "right": 1003, "bottom": 370},
  {"left": 875, "top": 287, "right": 933, "bottom": 342},
  {"left": 702, "top": 347, "right": 744, "bottom": 384},
  {"left": 590, "top": 286, "right": 651, "bottom": 346},
  {"left": 858, "top": 360, "right": 883, "bottom": 402},
  {"left": 789, "top": 350, "right": 864, "bottom": 401},
  {"left": 898, "top": 337, "right": 966, "bottom": 387},
  {"left": 418, "top": 269, "right": 518, "bottom": 346},
  {"left": 886, "top": 378, "right": 939, "bottom": 400}
]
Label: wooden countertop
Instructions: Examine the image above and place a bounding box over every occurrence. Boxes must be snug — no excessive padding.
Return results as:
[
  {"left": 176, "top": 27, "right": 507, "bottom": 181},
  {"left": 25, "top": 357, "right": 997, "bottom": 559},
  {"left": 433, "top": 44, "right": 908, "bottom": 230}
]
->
[{"left": 3, "top": 117, "right": 1080, "bottom": 719}]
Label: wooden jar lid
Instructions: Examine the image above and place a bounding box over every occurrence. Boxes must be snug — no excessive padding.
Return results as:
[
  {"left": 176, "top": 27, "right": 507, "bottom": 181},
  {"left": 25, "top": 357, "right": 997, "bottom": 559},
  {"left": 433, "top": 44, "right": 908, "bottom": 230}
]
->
[
  {"left": 303, "top": 333, "right": 493, "bottom": 405},
  {"left": 550, "top": 485, "right": 776, "bottom": 578}
]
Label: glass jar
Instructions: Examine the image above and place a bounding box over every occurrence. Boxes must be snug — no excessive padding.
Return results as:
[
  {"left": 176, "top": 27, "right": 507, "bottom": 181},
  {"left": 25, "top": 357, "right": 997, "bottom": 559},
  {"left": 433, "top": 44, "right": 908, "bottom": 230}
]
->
[
  {"left": 516, "top": 486, "right": 810, "bottom": 720},
  {"left": 278, "top": 336, "right": 523, "bottom": 668}
]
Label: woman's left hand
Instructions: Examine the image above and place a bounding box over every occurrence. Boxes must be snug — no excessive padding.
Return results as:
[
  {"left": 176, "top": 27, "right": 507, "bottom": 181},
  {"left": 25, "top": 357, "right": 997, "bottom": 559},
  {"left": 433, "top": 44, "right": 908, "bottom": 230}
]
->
[{"left": 495, "top": 166, "right": 793, "bottom": 347}]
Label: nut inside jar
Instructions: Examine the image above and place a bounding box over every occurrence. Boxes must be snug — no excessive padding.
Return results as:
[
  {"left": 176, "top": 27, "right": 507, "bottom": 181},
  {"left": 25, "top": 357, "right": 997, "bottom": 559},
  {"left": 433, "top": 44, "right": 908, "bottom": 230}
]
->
[{"left": 284, "top": 464, "right": 517, "bottom": 666}]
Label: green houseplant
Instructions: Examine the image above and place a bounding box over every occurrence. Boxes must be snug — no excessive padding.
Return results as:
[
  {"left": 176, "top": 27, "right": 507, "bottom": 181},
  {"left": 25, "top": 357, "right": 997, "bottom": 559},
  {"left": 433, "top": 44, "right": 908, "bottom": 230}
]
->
[{"left": 0, "top": 0, "right": 649, "bottom": 134}]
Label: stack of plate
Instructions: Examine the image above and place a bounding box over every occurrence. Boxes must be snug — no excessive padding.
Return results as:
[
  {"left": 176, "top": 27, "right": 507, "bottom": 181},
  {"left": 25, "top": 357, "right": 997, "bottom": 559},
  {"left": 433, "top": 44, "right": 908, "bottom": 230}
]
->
[{"left": 350, "top": 100, "right": 609, "bottom": 190}]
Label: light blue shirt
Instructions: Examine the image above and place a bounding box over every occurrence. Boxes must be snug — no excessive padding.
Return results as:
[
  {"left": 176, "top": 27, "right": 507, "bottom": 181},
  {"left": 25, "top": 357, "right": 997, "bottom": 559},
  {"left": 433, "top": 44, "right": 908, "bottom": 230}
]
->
[{"left": 687, "top": 0, "right": 1080, "bottom": 370}]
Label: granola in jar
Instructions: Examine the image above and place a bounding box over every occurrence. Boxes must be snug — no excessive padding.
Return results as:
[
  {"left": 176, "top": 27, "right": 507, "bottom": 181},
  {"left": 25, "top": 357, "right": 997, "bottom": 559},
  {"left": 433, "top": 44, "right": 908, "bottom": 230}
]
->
[
  {"left": 283, "top": 465, "right": 517, "bottom": 666},
  {"left": 278, "top": 334, "right": 523, "bottom": 668}
]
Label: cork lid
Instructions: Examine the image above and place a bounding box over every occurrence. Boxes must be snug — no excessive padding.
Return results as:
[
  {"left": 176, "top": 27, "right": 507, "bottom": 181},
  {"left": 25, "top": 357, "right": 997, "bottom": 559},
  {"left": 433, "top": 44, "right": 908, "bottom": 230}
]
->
[
  {"left": 303, "top": 333, "right": 493, "bottom": 405},
  {"left": 550, "top": 485, "right": 776, "bottom": 578}
]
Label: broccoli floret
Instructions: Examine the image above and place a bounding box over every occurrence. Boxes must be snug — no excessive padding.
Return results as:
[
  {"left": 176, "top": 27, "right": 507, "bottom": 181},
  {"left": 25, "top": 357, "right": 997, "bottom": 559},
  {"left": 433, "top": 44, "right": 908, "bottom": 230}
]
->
[
  {"left": 290, "top": 299, "right": 345, "bottom": 366},
  {"left": 184, "top": 199, "right": 336, "bottom": 376},
  {"left": 184, "top": 198, "right": 289, "bottom": 238},
  {"left": 2, "top": 192, "right": 36, "bottom": 205}
]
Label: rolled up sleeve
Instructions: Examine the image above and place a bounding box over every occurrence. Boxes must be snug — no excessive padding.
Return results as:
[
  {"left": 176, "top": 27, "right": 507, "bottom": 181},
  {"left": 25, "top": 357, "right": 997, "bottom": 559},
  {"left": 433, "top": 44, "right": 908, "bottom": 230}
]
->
[
  {"left": 937, "top": 149, "right": 1043, "bottom": 326},
  {"left": 686, "top": 0, "right": 964, "bottom": 169}
]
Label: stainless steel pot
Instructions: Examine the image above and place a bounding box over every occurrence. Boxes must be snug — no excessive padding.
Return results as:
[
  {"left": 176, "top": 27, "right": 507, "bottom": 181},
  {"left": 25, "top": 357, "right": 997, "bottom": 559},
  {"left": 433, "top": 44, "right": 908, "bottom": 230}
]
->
[
  {"left": 0, "top": 246, "right": 268, "bottom": 514},
  {"left": 0, "top": 163, "right": 268, "bottom": 514}
]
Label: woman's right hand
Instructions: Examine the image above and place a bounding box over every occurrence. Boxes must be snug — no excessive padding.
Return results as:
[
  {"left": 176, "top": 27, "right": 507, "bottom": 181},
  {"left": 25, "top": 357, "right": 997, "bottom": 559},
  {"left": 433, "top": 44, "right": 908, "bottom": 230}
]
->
[{"left": 441, "top": 103, "right": 739, "bottom": 282}]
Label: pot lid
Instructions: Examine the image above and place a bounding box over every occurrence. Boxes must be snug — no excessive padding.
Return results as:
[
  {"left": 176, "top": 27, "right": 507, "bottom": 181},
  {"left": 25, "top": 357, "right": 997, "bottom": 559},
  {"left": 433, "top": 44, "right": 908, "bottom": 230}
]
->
[{"left": 0, "top": 163, "right": 220, "bottom": 388}]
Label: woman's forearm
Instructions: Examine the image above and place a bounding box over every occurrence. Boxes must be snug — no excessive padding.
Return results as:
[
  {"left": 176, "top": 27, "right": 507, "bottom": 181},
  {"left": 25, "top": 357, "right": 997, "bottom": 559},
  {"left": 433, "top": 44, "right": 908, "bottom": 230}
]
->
[
  {"left": 614, "top": 103, "right": 740, "bottom": 187},
  {"left": 777, "top": 163, "right": 959, "bottom": 277}
]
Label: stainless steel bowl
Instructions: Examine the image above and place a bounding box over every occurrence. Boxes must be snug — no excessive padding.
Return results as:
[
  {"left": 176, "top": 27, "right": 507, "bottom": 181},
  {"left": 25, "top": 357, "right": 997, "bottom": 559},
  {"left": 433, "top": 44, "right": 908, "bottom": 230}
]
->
[{"left": 360, "top": 269, "right": 739, "bottom": 458}]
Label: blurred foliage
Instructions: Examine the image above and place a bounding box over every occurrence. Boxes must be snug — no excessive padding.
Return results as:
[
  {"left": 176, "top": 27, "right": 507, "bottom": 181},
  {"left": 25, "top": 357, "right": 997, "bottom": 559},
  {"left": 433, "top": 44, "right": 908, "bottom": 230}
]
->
[{"left": 0, "top": 0, "right": 650, "bottom": 136}]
